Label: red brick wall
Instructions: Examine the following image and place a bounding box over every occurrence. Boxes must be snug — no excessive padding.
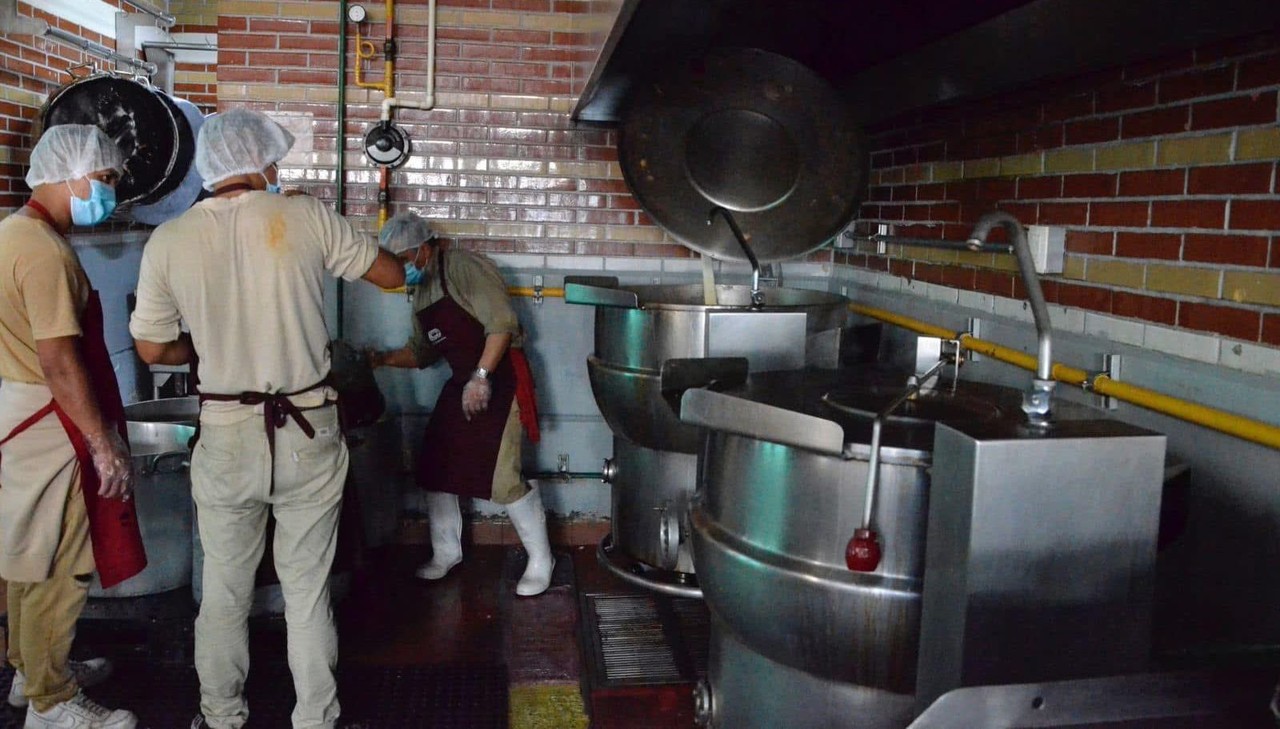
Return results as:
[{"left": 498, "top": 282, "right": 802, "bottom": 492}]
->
[
  {"left": 0, "top": 1, "right": 133, "bottom": 212},
  {"left": 846, "top": 31, "right": 1280, "bottom": 350},
  {"left": 0, "top": 3, "right": 217, "bottom": 212},
  {"left": 216, "top": 0, "right": 685, "bottom": 259}
]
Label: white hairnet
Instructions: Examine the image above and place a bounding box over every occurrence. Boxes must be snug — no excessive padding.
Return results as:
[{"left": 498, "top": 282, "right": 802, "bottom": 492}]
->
[
  {"left": 380, "top": 212, "right": 438, "bottom": 254},
  {"left": 195, "top": 108, "right": 295, "bottom": 190},
  {"left": 25, "top": 124, "right": 124, "bottom": 188}
]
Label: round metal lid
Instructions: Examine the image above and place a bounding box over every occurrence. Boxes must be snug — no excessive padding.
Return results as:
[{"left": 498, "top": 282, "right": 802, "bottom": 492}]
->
[
  {"left": 618, "top": 48, "right": 867, "bottom": 263},
  {"left": 37, "top": 75, "right": 188, "bottom": 207}
]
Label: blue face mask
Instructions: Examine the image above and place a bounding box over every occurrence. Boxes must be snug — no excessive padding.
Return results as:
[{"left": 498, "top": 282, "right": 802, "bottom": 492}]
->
[
  {"left": 259, "top": 170, "right": 280, "bottom": 194},
  {"left": 403, "top": 260, "right": 424, "bottom": 287},
  {"left": 67, "top": 179, "right": 116, "bottom": 226}
]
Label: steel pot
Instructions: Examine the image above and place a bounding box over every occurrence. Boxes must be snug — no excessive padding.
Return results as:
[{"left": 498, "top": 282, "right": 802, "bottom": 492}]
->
[{"left": 681, "top": 371, "right": 1023, "bottom": 728}]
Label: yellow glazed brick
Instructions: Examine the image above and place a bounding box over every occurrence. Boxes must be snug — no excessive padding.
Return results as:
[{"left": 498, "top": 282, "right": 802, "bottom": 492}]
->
[
  {"left": 278, "top": 2, "right": 335, "bottom": 19},
  {"left": 1095, "top": 142, "right": 1156, "bottom": 171},
  {"left": 955, "top": 250, "right": 995, "bottom": 268},
  {"left": 438, "top": 221, "right": 487, "bottom": 237},
  {"left": 1043, "top": 148, "right": 1095, "bottom": 174},
  {"left": 1157, "top": 134, "right": 1232, "bottom": 167},
  {"left": 1236, "top": 128, "right": 1280, "bottom": 161},
  {"left": 462, "top": 11, "right": 523, "bottom": 29},
  {"left": 605, "top": 225, "right": 667, "bottom": 243},
  {"left": 1000, "top": 154, "right": 1043, "bottom": 177},
  {"left": 1146, "top": 265, "right": 1221, "bottom": 298},
  {"left": 1224, "top": 271, "right": 1280, "bottom": 307},
  {"left": 305, "top": 87, "right": 342, "bottom": 103},
  {"left": 915, "top": 247, "right": 959, "bottom": 264},
  {"left": 219, "top": 1, "right": 279, "bottom": 16},
  {"left": 216, "top": 83, "right": 248, "bottom": 101},
  {"left": 903, "top": 164, "right": 930, "bottom": 183},
  {"left": 989, "top": 254, "right": 1020, "bottom": 272},
  {"left": 175, "top": 71, "right": 218, "bottom": 84},
  {"left": 931, "top": 161, "right": 963, "bottom": 183},
  {"left": 963, "top": 158, "right": 1000, "bottom": 179},
  {"left": 437, "top": 92, "right": 489, "bottom": 109},
  {"left": 547, "top": 224, "right": 603, "bottom": 240},
  {"left": 606, "top": 162, "right": 623, "bottom": 179},
  {"left": 548, "top": 98, "right": 575, "bottom": 113},
  {"left": 571, "top": 13, "right": 617, "bottom": 33},
  {"left": 244, "top": 85, "right": 309, "bottom": 102},
  {"left": 1085, "top": 258, "right": 1145, "bottom": 289},
  {"left": 1062, "top": 255, "right": 1086, "bottom": 280},
  {"left": 0, "top": 86, "right": 45, "bottom": 106},
  {"left": 879, "top": 167, "right": 906, "bottom": 185},
  {"left": 487, "top": 223, "right": 545, "bottom": 239},
  {"left": 491, "top": 94, "right": 550, "bottom": 111},
  {"left": 547, "top": 161, "right": 614, "bottom": 178}
]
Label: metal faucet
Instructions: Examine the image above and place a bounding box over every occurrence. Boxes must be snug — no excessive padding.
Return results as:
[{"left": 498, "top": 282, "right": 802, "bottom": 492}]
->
[
  {"left": 707, "top": 206, "right": 765, "bottom": 308},
  {"left": 966, "top": 211, "right": 1055, "bottom": 423}
]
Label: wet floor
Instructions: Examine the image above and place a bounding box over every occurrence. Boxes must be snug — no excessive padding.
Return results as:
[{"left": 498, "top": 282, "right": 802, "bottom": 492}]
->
[{"left": 0, "top": 544, "right": 699, "bottom": 728}]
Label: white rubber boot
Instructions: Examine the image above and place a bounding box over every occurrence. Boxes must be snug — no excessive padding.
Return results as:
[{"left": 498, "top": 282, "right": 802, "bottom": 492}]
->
[
  {"left": 507, "top": 484, "right": 555, "bottom": 596},
  {"left": 415, "top": 491, "right": 463, "bottom": 580}
]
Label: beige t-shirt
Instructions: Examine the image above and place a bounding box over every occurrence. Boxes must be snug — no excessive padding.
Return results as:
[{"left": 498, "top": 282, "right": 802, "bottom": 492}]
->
[
  {"left": 129, "top": 192, "right": 378, "bottom": 412},
  {"left": 0, "top": 214, "right": 89, "bottom": 384},
  {"left": 408, "top": 247, "right": 522, "bottom": 366}
]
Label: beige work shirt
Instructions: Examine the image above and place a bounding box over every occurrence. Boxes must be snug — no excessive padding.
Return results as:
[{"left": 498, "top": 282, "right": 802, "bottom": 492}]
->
[
  {"left": 0, "top": 214, "right": 89, "bottom": 384},
  {"left": 129, "top": 192, "right": 378, "bottom": 421},
  {"left": 407, "top": 247, "right": 523, "bottom": 365}
]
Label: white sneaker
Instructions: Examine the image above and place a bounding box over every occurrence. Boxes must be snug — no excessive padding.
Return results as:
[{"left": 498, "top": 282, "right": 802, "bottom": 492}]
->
[
  {"left": 24, "top": 690, "right": 137, "bottom": 729},
  {"left": 9, "top": 659, "right": 115, "bottom": 708}
]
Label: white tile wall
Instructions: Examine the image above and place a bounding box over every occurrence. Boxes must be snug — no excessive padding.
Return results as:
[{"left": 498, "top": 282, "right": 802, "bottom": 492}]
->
[
  {"left": 1142, "top": 324, "right": 1222, "bottom": 364},
  {"left": 1084, "top": 313, "right": 1147, "bottom": 346}
]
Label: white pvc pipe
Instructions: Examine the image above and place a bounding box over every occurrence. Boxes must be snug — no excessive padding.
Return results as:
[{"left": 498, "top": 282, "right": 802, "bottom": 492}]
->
[{"left": 379, "top": 0, "right": 436, "bottom": 121}]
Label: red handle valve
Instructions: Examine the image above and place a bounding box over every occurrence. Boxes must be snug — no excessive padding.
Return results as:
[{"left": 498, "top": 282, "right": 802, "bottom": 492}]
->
[{"left": 845, "top": 528, "right": 881, "bottom": 572}]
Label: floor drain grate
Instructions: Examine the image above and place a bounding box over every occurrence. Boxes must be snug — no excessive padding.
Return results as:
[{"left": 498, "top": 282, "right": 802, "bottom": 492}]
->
[{"left": 580, "top": 592, "right": 709, "bottom": 689}]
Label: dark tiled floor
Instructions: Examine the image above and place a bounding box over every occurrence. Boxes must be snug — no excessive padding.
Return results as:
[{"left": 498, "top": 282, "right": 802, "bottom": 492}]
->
[{"left": 1, "top": 544, "right": 697, "bottom": 729}]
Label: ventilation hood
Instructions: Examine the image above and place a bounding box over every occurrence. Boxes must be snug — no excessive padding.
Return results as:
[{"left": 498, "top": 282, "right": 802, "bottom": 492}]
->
[{"left": 575, "top": 0, "right": 1280, "bottom": 126}]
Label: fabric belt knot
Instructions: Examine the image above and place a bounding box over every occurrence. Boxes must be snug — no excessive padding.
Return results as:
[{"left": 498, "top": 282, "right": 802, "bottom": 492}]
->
[{"left": 199, "top": 378, "right": 328, "bottom": 493}]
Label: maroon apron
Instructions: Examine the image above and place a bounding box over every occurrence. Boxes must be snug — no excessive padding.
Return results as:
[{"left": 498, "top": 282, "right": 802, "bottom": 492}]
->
[
  {"left": 0, "top": 203, "right": 147, "bottom": 588},
  {"left": 415, "top": 251, "right": 520, "bottom": 498}
]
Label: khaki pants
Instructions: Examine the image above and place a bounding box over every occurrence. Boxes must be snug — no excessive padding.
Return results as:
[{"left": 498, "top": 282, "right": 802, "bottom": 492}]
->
[
  {"left": 6, "top": 473, "right": 93, "bottom": 712},
  {"left": 489, "top": 399, "right": 527, "bottom": 505},
  {"left": 191, "top": 405, "right": 347, "bottom": 729}
]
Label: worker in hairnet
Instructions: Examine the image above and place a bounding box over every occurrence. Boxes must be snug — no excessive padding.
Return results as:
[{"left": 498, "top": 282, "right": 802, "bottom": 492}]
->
[
  {"left": 129, "top": 108, "right": 404, "bottom": 729},
  {"left": 0, "top": 124, "right": 142, "bottom": 729},
  {"left": 369, "top": 211, "right": 553, "bottom": 597}
]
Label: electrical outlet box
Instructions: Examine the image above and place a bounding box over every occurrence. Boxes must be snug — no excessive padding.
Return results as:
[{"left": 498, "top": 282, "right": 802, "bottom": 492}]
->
[{"left": 1027, "top": 224, "right": 1065, "bottom": 274}]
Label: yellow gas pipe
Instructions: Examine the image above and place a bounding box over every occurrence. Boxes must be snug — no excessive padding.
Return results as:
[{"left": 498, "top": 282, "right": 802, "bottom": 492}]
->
[
  {"left": 354, "top": 0, "right": 397, "bottom": 229},
  {"left": 849, "top": 303, "right": 1280, "bottom": 451}
]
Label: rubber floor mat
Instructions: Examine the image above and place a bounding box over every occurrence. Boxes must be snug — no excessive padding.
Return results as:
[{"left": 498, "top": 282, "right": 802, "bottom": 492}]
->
[{"left": 0, "top": 659, "right": 508, "bottom": 729}]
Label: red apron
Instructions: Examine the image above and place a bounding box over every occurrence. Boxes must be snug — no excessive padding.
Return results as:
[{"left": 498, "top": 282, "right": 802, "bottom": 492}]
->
[
  {"left": 0, "top": 232, "right": 147, "bottom": 588},
  {"left": 415, "top": 251, "right": 539, "bottom": 498}
]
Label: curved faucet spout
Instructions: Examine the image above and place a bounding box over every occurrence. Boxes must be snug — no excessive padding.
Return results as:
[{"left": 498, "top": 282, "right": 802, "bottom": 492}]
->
[
  {"left": 967, "top": 211, "right": 1055, "bottom": 421},
  {"left": 707, "top": 206, "right": 764, "bottom": 308}
]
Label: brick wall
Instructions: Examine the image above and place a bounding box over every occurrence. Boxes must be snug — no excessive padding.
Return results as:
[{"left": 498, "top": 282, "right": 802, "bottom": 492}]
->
[
  {"left": 173, "top": 0, "right": 220, "bottom": 113},
  {"left": 0, "top": 1, "right": 129, "bottom": 212},
  {"left": 0, "top": 0, "right": 218, "bottom": 212},
  {"left": 216, "top": 0, "right": 685, "bottom": 258},
  {"left": 846, "top": 31, "right": 1280, "bottom": 353}
]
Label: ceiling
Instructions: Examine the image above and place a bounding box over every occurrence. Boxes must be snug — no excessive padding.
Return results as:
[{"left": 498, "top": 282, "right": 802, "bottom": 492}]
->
[{"left": 574, "top": 0, "right": 1280, "bottom": 125}]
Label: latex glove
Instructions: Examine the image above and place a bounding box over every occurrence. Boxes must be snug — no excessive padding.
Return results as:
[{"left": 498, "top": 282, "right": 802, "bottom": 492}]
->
[
  {"left": 461, "top": 377, "right": 492, "bottom": 421},
  {"left": 84, "top": 428, "right": 135, "bottom": 501}
]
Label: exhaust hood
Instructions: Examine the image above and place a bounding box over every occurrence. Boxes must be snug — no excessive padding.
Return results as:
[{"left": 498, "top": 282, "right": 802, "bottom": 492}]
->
[{"left": 575, "top": 0, "right": 1280, "bottom": 126}]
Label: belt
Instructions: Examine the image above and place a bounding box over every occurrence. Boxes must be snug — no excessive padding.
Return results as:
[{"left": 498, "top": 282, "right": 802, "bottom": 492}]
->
[{"left": 199, "top": 379, "right": 330, "bottom": 491}]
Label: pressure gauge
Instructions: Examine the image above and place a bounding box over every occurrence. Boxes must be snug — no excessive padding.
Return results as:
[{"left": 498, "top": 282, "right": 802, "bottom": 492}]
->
[{"left": 347, "top": 4, "right": 367, "bottom": 23}]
